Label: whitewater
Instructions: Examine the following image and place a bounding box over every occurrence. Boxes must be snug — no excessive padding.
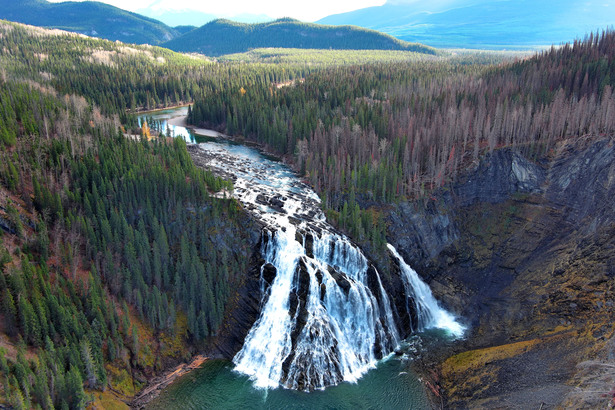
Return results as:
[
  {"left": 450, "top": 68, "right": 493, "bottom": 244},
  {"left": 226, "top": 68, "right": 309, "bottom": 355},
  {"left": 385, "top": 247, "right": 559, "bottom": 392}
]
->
[{"left": 195, "top": 140, "right": 465, "bottom": 391}]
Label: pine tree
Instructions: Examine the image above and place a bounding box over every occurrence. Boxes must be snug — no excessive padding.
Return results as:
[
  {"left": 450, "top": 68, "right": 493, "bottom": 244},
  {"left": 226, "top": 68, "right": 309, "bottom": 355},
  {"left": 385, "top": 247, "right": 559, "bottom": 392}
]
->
[
  {"left": 65, "top": 366, "right": 86, "bottom": 410},
  {"left": 81, "top": 340, "right": 98, "bottom": 388}
]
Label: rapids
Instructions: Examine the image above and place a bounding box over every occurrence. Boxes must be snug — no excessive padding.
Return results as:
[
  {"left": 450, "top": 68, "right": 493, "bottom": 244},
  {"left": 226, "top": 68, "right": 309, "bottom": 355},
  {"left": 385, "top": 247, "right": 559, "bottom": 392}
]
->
[
  {"left": 136, "top": 107, "right": 464, "bottom": 394},
  {"left": 194, "top": 139, "right": 465, "bottom": 391}
]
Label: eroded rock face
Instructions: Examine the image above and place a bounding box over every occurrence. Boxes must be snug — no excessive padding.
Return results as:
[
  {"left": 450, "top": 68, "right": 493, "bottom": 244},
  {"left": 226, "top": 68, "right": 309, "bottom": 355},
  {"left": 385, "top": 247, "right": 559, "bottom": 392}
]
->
[
  {"left": 388, "top": 199, "right": 458, "bottom": 267},
  {"left": 388, "top": 137, "right": 615, "bottom": 408},
  {"left": 455, "top": 149, "right": 546, "bottom": 206},
  {"left": 547, "top": 139, "right": 615, "bottom": 230},
  {"left": 190, "top": 139, "right": 444, "bottom": 392},
  {"left": 213, "top": 244, "right": 265, "bottom": 359},
  {"left": 387, "top": 149, "right": 548, "bottom": 269}
]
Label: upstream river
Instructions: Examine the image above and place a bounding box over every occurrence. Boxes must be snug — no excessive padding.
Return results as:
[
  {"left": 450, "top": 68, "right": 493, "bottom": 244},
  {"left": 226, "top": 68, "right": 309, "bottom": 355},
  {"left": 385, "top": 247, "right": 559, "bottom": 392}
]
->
[{"left": 139, "top": 107, "right": 464, "bottom": 410}]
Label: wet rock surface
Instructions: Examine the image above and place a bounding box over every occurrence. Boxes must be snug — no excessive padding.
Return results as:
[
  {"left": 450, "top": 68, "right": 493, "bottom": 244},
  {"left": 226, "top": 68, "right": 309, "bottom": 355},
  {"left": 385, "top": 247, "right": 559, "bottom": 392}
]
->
[
  {"left": 384, "top": 254, "right": 416, "bottom": 339},
  {"left": 213, "top": 247, "right": 265, "bottom": 359},
  {"left": 261, "top": 263, "right": 277, "bottom": 286},
  {"left": 389, "top": 137, "right": 615, "bottom": 408},
  {"left": 189, "top": 139, "right": 434, "bottom": 392}
]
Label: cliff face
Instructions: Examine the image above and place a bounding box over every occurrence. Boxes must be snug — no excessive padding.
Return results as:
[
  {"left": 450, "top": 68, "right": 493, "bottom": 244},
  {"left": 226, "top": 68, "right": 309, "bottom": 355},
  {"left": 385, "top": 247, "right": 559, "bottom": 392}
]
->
[
  {"left": 212, "top": 244, "right": 266, "bottom": 359},
  {"left": 388, "top": 137, "right": 615, "bottom": 408},
  {"left": 209, "top": 137, "right": 615, "bottom": 407}
]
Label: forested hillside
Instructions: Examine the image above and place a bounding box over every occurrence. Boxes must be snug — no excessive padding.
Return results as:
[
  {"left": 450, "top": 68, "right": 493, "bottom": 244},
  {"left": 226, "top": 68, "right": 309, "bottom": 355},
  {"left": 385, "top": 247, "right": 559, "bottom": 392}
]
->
[
  {"left": 0, "top": 20, "right": 311, "bottom": 118},
  {"left": 0, "top": 21, "right": 260, "bottom": 408},
  {"left": 162, "top": 18, "right": 436, "bottom": 56},
  {"left": 188, "top": 30, "right": 615, "bottom": 244},
  {"left": 2, "top": 15, "right": 614, "bottom": 409},
  {"left": 0, "top": 0, "right": 179, "bottom": 45}
]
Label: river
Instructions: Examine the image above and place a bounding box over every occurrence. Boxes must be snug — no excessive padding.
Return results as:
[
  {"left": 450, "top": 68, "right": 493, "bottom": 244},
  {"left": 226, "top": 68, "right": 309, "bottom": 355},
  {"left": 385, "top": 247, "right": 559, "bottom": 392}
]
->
[
  {"left": 137, "top": 106, "right": 224, "bottom": 143},
  {"left": 138, "top": 107, "right": 464, "bottom": 409}
]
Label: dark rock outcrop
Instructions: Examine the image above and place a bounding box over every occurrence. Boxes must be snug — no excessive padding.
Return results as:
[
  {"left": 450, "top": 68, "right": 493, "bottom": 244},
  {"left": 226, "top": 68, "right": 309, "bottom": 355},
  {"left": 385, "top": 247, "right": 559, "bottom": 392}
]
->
[
  {"left": 454, "top": 149, "right": 546, "bottom": 206},
  {"left": 389, "top": 137, "right": 615, "bottom": 409},
  {"left": 261, "top": 263, "right": 277, "bottom": 286},
  {"left": 546, "top": 139, "right": 615, "bottom": 229},
  {"left": 382, "top": 252, "right": 416, "bottom": 339},
  {"left": 212, "top": 238, "right": 264, "bottom": 359},
  {"left": 388, "top": 199, "right": 458, "bottom": 267},
  {"left": 388, "top": 148, "right": 547, "bottom": 270}
]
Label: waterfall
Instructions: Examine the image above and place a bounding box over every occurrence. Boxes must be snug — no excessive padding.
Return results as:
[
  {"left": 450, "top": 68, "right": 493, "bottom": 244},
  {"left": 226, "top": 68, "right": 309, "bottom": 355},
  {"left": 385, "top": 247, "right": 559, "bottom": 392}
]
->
[
  {"left": 233, "top": 226, "right": 399, "bottom": 391},
  {"left": 195, "top": 140, "right": 464, "bottom": 392},
  {"left": 387, "top": 244, "right": 465, "bottom": 337}
]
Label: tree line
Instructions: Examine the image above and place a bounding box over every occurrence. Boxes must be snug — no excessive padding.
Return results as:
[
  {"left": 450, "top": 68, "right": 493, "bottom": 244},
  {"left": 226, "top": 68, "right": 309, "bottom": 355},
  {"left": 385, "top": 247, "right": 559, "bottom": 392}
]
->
[
  {"left": 0, "top": 58, "right": 255, "bottom": 409},
  {"left": 188, "top": 30, "right": 615, "bottom": 242}
]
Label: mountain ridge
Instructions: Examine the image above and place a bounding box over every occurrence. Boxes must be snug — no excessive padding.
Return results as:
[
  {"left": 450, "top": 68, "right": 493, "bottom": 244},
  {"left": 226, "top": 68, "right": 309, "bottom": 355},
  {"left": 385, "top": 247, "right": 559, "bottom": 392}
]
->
[
  {"left": 0, "top": 0, "right": 179, "bottom": 45},
  {"left": 162, "top": 18, "right": 437, "bottom": 56},
  {"left": 318, "top": 0, "right": 615, "bottom": 49}
]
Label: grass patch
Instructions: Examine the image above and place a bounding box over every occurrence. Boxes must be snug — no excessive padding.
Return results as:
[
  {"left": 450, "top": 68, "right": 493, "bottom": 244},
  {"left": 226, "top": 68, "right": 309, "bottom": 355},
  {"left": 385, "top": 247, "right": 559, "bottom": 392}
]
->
[
  {"left": 159, "top": 312, "right": 189, "bottom": 360},
  {"left": 105, "top": 363, "right": 140, "bottom": 397},
  {"left": 88, "top": 390, "right": 129, "bottom": 410},
  {"left": 441, "top": 338, "right": 540, "bottom": 377}
]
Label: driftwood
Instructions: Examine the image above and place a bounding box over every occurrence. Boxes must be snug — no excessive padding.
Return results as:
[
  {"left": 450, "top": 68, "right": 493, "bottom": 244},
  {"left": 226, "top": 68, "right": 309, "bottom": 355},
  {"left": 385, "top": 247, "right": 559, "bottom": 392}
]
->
[{"left": 130, "top": 355, "right": 207, "bottom": 408}]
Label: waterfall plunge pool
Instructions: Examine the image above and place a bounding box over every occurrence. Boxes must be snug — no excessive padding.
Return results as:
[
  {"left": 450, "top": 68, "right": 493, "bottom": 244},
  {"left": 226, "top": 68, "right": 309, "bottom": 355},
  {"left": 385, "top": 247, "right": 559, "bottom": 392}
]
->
[
  {"left": 147, "top": 331, "right": 463, "bottom": 410},
  {"left": 139, "top": 107, "right": 465, "bottom": 409}
]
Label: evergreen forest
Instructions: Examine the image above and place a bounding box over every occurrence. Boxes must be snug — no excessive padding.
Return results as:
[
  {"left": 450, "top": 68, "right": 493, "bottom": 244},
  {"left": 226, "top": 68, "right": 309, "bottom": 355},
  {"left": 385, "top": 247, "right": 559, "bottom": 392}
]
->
[
  {"left": 188, "top": 31, "right": 615, "bottom": 245},
  {"left": 0, "top": 16, "right": 614, "bottom": 409}
]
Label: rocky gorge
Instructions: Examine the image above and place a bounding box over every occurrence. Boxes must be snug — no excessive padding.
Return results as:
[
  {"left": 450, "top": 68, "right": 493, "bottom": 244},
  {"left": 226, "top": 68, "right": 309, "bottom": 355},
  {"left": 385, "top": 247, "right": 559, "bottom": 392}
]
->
[
  {"left": 388, "top": 136, "right": 615, "bottom": 408},
  {"left": 183, "top": 134, "right": 615, "bottom": 408},
  {"left": 185, "top": 139, "right": 464, "bottom": 393}
]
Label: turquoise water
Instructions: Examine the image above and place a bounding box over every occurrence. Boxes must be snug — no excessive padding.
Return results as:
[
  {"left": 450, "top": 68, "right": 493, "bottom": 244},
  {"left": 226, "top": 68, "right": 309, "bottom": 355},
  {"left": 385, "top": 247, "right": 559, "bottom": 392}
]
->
[
  {"left": 137, "top": 106, "right": 196, "bottom": 143},
  {"left": 142, "top": 106, "right": 459, "bottom": 409},
  {"left": 148, "top": 355, "right": 430, "bottom": 410}
]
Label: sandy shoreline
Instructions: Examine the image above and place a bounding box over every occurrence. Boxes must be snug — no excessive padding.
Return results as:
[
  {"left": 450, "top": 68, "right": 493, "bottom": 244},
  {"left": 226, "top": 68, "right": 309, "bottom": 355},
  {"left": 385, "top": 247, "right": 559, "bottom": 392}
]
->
[
  {"left": 131, "top": 103, "right": 192, "bottom": 115},
  {"left": 166, "top": 115, "right": 228, "bottom": 139}
]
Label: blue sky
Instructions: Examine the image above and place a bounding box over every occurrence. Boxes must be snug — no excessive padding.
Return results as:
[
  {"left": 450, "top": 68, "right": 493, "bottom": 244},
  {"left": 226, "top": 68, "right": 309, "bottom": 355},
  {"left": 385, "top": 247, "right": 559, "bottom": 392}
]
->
[{"left": 46, "top": 0, "right": 386, "bottom": 21}]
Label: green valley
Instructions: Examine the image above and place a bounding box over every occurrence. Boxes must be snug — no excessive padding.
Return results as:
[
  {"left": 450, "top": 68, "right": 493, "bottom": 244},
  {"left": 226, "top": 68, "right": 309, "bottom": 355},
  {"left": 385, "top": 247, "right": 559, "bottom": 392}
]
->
[{"left": 0, "top": 9, "right": 613, "bottom": 409}]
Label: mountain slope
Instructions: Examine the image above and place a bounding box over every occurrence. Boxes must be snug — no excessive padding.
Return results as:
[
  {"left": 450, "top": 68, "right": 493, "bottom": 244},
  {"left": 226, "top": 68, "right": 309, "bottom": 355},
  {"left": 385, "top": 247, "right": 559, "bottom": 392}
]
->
[
  {"left": 0, "top": 20, "right": 262, "bottom": 408},
  {"left": 0, "top": 0, "right": 179, "bottom": 45},
  {"left": 136, "top": 0, "right": 272, "bottom": 28},
  {"left": 162, "top": 18, "right": 436, "bottom": 56},
  {"left": 318, "top": 0, "right": 615, "bottom": 49}
]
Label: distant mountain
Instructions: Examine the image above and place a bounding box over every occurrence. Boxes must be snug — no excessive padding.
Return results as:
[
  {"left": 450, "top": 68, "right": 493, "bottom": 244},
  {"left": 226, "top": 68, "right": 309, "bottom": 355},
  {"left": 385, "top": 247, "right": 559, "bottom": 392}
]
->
[
  {"left": 137, "top": 2, "right": 272, "bottom": 28},
  {"left": 0, "top": 0, "right": 179, "bottom": 45},
  {"left": 136, "top": 5, "right": 218, "bottom": 28},
  {"left": 318, "top": 0, "right": 615, "bottom": 49},
  {"left": 174, "top": 25, "right": 197, "bottom": 35},
  {"left": 162, "top": 18, "right": 436, "bottom": 56}
]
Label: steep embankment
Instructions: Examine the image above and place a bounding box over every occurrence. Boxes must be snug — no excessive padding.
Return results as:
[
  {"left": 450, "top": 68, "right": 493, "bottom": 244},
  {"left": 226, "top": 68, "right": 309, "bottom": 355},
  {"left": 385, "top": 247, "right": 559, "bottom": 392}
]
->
[{"left": 388, "top": 137, "right": 615, "bottom": 408}]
